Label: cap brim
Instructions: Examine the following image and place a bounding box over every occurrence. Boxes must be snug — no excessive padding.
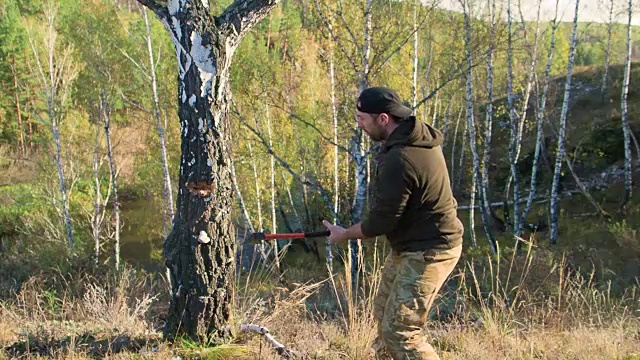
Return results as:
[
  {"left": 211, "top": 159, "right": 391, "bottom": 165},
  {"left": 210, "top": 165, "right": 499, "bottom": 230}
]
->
[{"left": 390, "top": 105, "right": 413, "bottom": 119}]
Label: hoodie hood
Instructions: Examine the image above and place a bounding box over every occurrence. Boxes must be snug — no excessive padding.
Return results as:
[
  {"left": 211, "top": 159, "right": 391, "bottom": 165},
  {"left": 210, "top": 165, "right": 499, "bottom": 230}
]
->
[{"left": 383, "top": 116, "right": 443, "bottom": 152}]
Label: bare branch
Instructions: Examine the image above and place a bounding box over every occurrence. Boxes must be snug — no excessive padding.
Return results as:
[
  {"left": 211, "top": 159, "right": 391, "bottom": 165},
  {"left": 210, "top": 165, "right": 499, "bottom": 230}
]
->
[
  {"left": 217, "top": 0, "right": 280, "bottom": 44},
  {"left": 369, "top": 5, "right": 435, "bottom": 78},
  {"left": 314, "top": 0, "right": 359, "bottom": 73},
  {"left": 232, "top": 103, "right": 339, "bottom": 221},
  {"left": 266, "top": 102, "right": 350, "bottom": 154},
  {"left": 337, "top": 0, "right": 359, "bottom": 46},
  {"left": 135, "top": 0, "right": 168, "bottom": 19}
]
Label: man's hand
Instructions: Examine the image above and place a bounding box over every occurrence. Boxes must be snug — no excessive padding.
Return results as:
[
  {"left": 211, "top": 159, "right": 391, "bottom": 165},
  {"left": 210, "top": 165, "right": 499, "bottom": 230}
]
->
[{"left": 322, "top": 220, "right": 349, "bottom": 245}]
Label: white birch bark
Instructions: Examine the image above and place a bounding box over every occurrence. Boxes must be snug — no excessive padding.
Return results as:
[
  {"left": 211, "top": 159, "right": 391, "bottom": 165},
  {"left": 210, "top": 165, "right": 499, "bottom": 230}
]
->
[
  {"left": 138, "top": 0, "right": 281, "bottom": 339},
  {"left": 480, "top": 0, "right": 496, "bottom": 247},
  {"left": 28, "top": 4, "right": 77, "bottom": 249},
  {"left": 92, "top": 127, "right": 104, "bottom": 264},
  {"left": 450, "top": 107, "right": 462, "bottom": 187},
  {"left": 412, "top": 0, "right": 419, "bottom": 110},
  {"left": 348, "top": 0, "right": 374, "bottom": 286},
  {"left": 521, "top": 0, "right": 559, "bottom": 235},
  {"left": 265, "top": 104, "right": 280, "bottom": 271},
  {"left": 463, "top": 0, "right": 490, "bottom": 250},
  {"left": 100, "top": 93, "right": 121, "bottom": 271},
  {"left": 550, "top": 0, "right": 580, "bottom": 244},
  {"left": 514, "top": 0, "right": 542, "bottom": 238},
  {"left": 143, "top": 8, "right": 175, "bottom": 235},
  {"left": 601, "top": 0, "right": 615, "bottom": 101},
  {"left": 621, "top": 0, "right": 633, "bottom": 209},
  {"left": 506, "top": 0, "right": 521, "bottom": 235},
  {"left": 248, "top": 140, "right": 267, "bottom": 259},
  {"left": 329, "top": 28, "right": 339, "bottom": 268},
  {"left": 456, "top": 119, "right": 467, "bottom": 192},
  {"left": 230, "top": 158, "right": 253, "bottom": 234}
]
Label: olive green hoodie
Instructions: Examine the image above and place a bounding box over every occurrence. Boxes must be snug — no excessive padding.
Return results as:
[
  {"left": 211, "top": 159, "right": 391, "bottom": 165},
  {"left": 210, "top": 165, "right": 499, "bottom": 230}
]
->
[{"left": 361, "top": 117, "right": 464, "bottom": 252}]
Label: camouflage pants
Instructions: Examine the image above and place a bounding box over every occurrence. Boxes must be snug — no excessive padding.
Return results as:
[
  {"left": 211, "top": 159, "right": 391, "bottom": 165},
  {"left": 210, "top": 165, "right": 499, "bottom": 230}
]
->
[{"left": 372, "top": 244, "right": 462, "bottom": 360}]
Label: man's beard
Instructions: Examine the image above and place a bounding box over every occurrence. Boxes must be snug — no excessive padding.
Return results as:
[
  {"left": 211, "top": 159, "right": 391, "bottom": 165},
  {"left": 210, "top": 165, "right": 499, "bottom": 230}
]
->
[{"left": 365, "top": 129, "right": 385, "bottom": 142}]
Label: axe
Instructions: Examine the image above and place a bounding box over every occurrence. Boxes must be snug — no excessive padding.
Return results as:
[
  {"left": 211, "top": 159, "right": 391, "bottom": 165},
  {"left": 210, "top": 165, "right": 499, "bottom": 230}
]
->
[{"left": 247, "top": 230, "right": 330, "bottom": 243}]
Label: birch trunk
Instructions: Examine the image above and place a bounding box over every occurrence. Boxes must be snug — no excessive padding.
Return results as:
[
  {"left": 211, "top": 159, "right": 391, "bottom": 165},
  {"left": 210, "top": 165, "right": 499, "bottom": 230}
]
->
[
  {"left": 514, "top": 0, "right": 542, "bottom": 238},
  {"left": 329, "top": 28, "right": 339, "bottom": 268},
  {"left": 349, "top": 0, "right": 374, "bottom": 286},
  {"left": 601, "top": 0, "right": 615, "bottom": 101},
  {"left": 11, "top": 57, "right": 26, "bottom": 156},
  {"left": 521, "top": 1, "right": 559, "bottom": 236},
  {"left": 92, "top": 127, "right": 102, "bottom": 264},
  {"left": 463, "top": 0, "right": 489, "bottom": 250},
  {"left": 550, "top": 0, "right": 580, "bottom": 244},
  {"left": 456, "top": 119, "right": 467, "bottom": 192},
  {"left": 29, "top": 5, "right": 76, "bottom": 249},
  {"left": 621, "top": 0, "right": 633, "bottom": 209},
  {"left": 481, "top": 0, "right": 496, "bottom": 246},
  {"left": 101, "top": 93, "right": 121, "bottom": 271},
  {"left": 52, "top": 118, "right": 73, "bottom": 248},
  {"left": 230, "top": 158, "right": 253, "bottom": 234},
  {"left": 412, "top": 0, "right": 419, "bottom": 109},
  {"left": 143, "top": 7, "right": 175, "bottom": 235},
  {"left": 506, "top": 0, "right": 521, "bottom": 236},
  {"left": 248, "top": 141, "right": 267, "bottom": 259},
  {"left": 265, "top": 104, "right": 280, "bottom": 272},
  {"left": 138, "top": 0, "right": 279, "bottom": 341},
  {"left": 450, "top": 107, "right": 461, "bottom": 187}
]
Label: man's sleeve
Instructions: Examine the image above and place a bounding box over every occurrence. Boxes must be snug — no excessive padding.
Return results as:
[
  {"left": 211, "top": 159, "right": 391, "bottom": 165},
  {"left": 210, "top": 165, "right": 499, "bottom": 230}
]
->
[{"left": 361, "top": 154, "right": 414, "bottom": 237}]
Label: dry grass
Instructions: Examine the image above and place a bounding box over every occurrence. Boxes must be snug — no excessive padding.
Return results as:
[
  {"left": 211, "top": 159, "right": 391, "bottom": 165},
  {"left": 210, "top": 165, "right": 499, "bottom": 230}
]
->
[
  {"left": 234, "top": 238, "right": 640, "bottom": 359},
  {"left": 1, "top": 240, "right": 639, "bottom": 359},
  {"left": 0, "top": 268, "right": 166, "bottom": 359}
]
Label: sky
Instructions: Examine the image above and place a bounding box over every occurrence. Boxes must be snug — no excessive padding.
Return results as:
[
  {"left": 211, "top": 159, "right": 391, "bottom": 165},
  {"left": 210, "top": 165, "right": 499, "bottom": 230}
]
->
[{"left": 435, "top": 0, "right": 640, "bottom": 26}]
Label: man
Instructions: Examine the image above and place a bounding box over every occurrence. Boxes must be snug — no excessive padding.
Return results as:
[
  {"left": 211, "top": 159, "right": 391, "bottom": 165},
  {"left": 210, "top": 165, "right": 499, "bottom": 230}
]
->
[{"left": 322, "top": 87, "right": 464, "bottom": 360}]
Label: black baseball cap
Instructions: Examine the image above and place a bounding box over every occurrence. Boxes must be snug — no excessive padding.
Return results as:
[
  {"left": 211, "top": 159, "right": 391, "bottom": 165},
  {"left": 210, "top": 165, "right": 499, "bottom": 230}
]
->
[{"left": 357, "top": 87, "right": 413, "bottom": 119}]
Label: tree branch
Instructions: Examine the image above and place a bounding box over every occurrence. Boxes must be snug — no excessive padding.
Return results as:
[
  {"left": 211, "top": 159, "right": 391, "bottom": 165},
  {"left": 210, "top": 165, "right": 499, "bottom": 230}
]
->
[
  {"left": 232, "top": 103, "right": 340, "bottom": 222},
  {"left": 369, "top": 6, "right": 434, "bottom": 78},
  {"left": 313, "top": 0, "right": 359, "bottom": 74},
  {"left": 266, "top": 102, "right": 351, "bottom": 154},
  {"left": 217, "top": 0, "right": 280, "bottom": 44},
  {"left": 135, "top": 0, "right": 168, "bottom": 20}
]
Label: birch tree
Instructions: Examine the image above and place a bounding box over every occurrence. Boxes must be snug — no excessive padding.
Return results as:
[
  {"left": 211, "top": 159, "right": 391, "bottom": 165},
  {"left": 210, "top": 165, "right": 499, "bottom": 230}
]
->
[
  {"left": 505, "top": 0, "right": 521, "bottom": 235},
  {"left": 513, "top": 0, "right": 542, "bottom": 238},
  {"left": 329, "top": 26, "right": 338, "bottom": 268},
  {"left": 143, "top": 7, "right": 175, "bottom": 235},
  {"left": 481, "top": 0, "right": 497, "bottom": 247},
  {"left": 265, "top": 104, "right": 281, "bottom": 272},
  {"left": 462, "top": 0, "right": 493, "bottom": 251},
  {"left": 412, "top": 0, "right": 419, "bottom": 109},
  {"left": 521, "top": 0, "right": 560, "bottom": 234},
  {"left": 550, "top": 0, "right": 580, "bottom": 244},
  {"left": 100, "top": 92, "right": 122, "bottom": 271},
  {"left": 137, "top": 0, "right": 280, "bottom": 341},
  {"left": 27, "top": 2, "right": 78, "bottom": 249},
  {"left": 620, "top": 0, "right": 633, "bottom": 210},
  {"left": 600, "top": 0, "right": 615, "bottom": 101}
]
